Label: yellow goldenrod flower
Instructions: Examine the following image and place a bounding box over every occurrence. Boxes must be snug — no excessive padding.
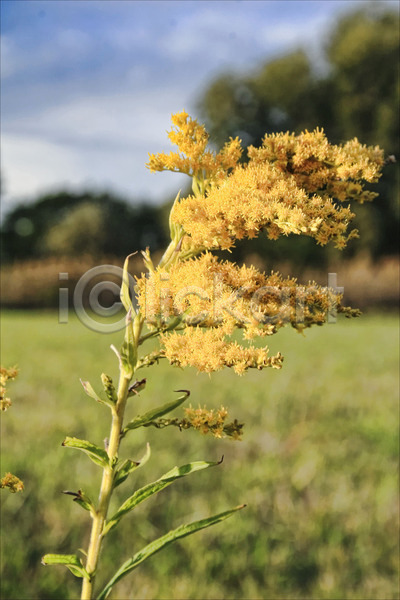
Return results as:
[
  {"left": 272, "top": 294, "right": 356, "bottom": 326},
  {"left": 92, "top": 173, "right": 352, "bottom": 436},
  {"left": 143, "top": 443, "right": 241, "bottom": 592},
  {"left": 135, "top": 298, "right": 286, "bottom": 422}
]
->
[
  {"left": 183, "top": 405, "right": 229, "bottom": 438},
  {"left": 172, "top": 159, "right": 369, "bottom": 251},
  {"left": 146, "top": 110, "right": 242, "bottom": 191},
  {"left": 136, "top": 252, "right": 355, "bottom": 338},
  {"left": 0, "top": 366, "right": 18, "bottom": 411},
  {"left": 0, "top": 472, "right": 24, "bottom": 493},
  {"left": 137, "top": 112, "right": 383, "bottom": 375},
  {"left": 160, "top": 327, "right": 283, "bottom": 375},
  {"left": 148, "top": 113, "right": 383, "bottom": 253}
]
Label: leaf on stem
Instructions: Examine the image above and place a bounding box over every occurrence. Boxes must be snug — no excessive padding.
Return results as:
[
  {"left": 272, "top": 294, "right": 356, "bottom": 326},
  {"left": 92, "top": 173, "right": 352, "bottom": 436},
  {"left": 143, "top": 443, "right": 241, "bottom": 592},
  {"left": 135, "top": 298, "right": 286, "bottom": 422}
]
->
[
  {"left": 103, "top": 457, "right": 222, "bottom": 535},
  {"left": 123, "top": 390, "right": 190, "bottom": 435},
  {"left": 127, "top": 378, "right": 147, "bottom": 397},
  {"left": 41, "top": 553, "right": 90, "bottom": 579},
  {"left": 113, "top": 443, "right": 151, "bottom": 489},
  {"left": 120, "top": 253, "right": 136, "bottom": 316},
  {"left": 141, "top": 248, "right": 156, "bottom": 273},
  {"left": 80, "top": 379, "right": 114, "bottom": 410},
  {"left": 120, "top": 309, "right": 136, "bottom": 379},
  {"left": 169, "top": 191, "right": 181, "bottom": 240},
  {"left": 62, "top": 437, "right": 110, "bottom": 469},
  {"left": 62, "top": 489, "right": 95, "bottom": 514},
  {"left": 97, "top": 504, "right": 246, "bottom": 599}
]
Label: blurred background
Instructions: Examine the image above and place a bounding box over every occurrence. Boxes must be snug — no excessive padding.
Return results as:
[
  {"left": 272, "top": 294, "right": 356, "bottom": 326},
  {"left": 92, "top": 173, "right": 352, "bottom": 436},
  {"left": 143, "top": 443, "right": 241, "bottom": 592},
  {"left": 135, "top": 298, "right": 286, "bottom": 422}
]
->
[
  {"left": 1, "top": 0, "right": 399, "bottom": 308},
  {"left": 1, "top": 1, "right": 399, "bottom": 599}
]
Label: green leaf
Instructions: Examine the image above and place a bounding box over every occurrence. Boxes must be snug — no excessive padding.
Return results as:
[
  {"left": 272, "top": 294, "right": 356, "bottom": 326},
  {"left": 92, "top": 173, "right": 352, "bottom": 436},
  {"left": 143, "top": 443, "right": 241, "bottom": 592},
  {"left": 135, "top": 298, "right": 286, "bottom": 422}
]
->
[
  {"left": 127, "top": 378, "right": 147, "bottom": 397},
  {"left": 120, "top": 311, "right": 136, "bottom": 379},
  {"left": 169, "top": 191, "right": 181, "bottom": 239},
  {"left": 120, "top": 253, "right": 136, "bottom": 315},
  {"left": 62, "top": 437, "right": 110, "bottom": 469},
  {"left": 113, "top": 443, "right": 151, "bottom": 489},
  {"left": 119, "top": 254, "right": 138, "bottom": 378},
  {"left": 62, "top": 489, "right": 95, "bottom": 513},
  {"left": 41, "top": 553, "right": 89, "bottom": 579},
  {"left": 123, "top": 390, "right": 190, "bottom": 434},
  {"left": 104, "top": 457, "right": 221, "bottom": 535},
  {"left": 80, "top": 379, "right": 114, "bottom": 409},
  {"left": 97, "top": 504, "right": 246, "bottom": 599}
]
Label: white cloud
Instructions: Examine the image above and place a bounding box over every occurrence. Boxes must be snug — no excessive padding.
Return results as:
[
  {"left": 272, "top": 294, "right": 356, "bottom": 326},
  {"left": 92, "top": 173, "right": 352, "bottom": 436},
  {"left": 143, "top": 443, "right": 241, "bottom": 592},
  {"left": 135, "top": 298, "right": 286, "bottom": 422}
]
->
[
  {"left": 1, "top": 89, "right": 190, "bottom": 206},
  {"left": 158, "top": 7, "right": 256, "bottom": 63},
  {"left": 1, "top": 133, "right": 81, "bottom": 198},
  {"left": 3, "top": 85, "right": 187, "bottom": 151},
  {"left": 151, "top": 4, "right": 334, "bottom": 76}
]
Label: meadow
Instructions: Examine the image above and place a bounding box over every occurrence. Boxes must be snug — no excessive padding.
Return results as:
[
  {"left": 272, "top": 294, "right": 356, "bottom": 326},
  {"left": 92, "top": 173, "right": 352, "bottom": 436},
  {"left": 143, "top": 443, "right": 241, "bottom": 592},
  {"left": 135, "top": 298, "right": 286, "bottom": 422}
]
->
[{"left": 1, "top": 310, "right": 399, "bottom": 600}]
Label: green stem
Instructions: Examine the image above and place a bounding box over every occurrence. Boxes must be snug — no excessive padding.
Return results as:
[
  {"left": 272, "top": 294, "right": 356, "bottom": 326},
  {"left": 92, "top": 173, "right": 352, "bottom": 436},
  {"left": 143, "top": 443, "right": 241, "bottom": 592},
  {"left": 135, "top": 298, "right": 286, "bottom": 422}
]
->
[
  {"left": 138, "top": 329, "right": 159, "bottom": 346},
  {"left": 80, "top": 375, "right": 131, "bottom": 600}
]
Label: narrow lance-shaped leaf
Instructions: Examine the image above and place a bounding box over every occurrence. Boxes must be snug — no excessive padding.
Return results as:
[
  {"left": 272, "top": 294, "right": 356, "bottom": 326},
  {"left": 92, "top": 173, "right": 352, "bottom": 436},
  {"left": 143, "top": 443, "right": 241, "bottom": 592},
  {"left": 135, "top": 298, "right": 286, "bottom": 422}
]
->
[
  {"left": 127, "top": 378, "right": 146, "bottom": 397},
  {"left": 123, "top": 390, "right": 190, "bottom": 435},
  {"left": 104, "top": 457, "right": 222, "bottom": 535},
  {"left": 62, "top": 437, "right": 110, "bottom": 469},
  {"left": 62, "top": 489, "right": 95, "bottom": 514},
  {"left": 113, "top": 443, "right": 151, "bottom": 489},
  {"left": 80, "top": 379, "right": 114, "bottom": 410},
  {"left": 120, "top": 309, "right": 136, "bottom": 379},
  {"left": 169, "top": 191, "right": 181, "bottom": 240},
  {"left": 120, "top": 253, "right": 136, "bottom": 315},
  {"left": 41, "top": 553, "right": 89, "bottom": 580},
  {"left": 97, "top": 504, "right": 246, "bottom": 600}
]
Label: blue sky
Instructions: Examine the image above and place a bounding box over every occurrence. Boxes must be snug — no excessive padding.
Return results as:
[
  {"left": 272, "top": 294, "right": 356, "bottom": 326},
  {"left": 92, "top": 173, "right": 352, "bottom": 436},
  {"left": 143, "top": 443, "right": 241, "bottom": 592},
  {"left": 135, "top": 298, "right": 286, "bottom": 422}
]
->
[{"left": 1, "top": 0, "right": 398, "bottom": 214}]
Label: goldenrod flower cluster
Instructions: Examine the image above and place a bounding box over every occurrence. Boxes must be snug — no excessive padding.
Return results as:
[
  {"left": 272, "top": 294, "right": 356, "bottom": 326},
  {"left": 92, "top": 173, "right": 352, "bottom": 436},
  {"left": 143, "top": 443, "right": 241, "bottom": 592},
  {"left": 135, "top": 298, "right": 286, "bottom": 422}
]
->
[
  {"left": 1, "top": 367, "right": 24, "bottom": 493},
  {"left": 1, "top": 366, "right": 18, "bottom": 411},
  {"left": 0, "top": 472, "right": 24, "bottom": 493},
  {"left": 136, "top": 252, "right": 358, "bottom": 373},
  {"left": 140, "top": 112, "right": 384, "bottom": 375},
  {"left": 183, "top": 405, "right": 243, "bottom": 439},
  {"left": 147, "top": 113, "right": 384, "bottom": 252},
  {"left": 160, "top": 327, "right": 283, "bottom": 375},
  {"left": 145, "top": 407, "right": 244, "bottom": 440},
  {"left": 146, "top": 110, "right": 242, "bottom": 189},
  {"left": 248, "top": 130, "right": 383, "bottom": 184},
  {"left": 248, "top": 130, "right": 384, "bottom": 203},
  {"left": 173, "top": 162, "right": 359, "bottom": 250}
]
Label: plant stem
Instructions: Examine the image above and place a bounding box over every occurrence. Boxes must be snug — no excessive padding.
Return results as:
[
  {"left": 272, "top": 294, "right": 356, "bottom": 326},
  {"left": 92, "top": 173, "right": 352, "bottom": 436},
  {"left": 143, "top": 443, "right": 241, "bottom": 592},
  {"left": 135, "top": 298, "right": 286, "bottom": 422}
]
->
[{"left": 81, "top": 375, "right": 131, "bottom": 600}]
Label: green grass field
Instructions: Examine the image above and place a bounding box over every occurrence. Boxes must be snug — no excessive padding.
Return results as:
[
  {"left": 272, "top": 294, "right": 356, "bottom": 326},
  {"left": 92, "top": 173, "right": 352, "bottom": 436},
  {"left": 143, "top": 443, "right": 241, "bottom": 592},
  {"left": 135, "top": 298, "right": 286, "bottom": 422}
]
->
[{"left": 1, "top": 311, "right": 399, "bottom": 599}]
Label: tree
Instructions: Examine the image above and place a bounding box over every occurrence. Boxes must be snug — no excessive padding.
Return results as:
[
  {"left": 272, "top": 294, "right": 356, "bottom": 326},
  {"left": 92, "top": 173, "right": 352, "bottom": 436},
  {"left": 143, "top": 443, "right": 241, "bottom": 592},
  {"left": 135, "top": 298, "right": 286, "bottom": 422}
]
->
[
  {"left": 43, "top": 202, "right": 105, "bottom": 257},
  {"left": 1, "top": 191, "right": 168, "bottom": 262},
  {"left": 199, "top": 5, "right": 399, "bottom": 263}
]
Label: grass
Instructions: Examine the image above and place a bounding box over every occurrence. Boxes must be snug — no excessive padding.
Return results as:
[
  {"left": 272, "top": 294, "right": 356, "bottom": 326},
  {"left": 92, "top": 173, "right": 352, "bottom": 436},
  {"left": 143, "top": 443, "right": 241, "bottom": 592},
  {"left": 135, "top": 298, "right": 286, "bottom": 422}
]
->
[{"left": 1, "top": 310, "right": 399, "bottom": 599}]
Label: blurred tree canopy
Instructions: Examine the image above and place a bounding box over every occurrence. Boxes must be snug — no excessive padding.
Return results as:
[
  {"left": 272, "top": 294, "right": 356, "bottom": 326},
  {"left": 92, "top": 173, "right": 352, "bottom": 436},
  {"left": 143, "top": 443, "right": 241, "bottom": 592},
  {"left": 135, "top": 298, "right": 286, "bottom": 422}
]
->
[
  {"left": 199, "top": 5, "right": 399, "bottom": 268},
  {"left": 1, "top": 191, "right": 168, "bottom": 262}
]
